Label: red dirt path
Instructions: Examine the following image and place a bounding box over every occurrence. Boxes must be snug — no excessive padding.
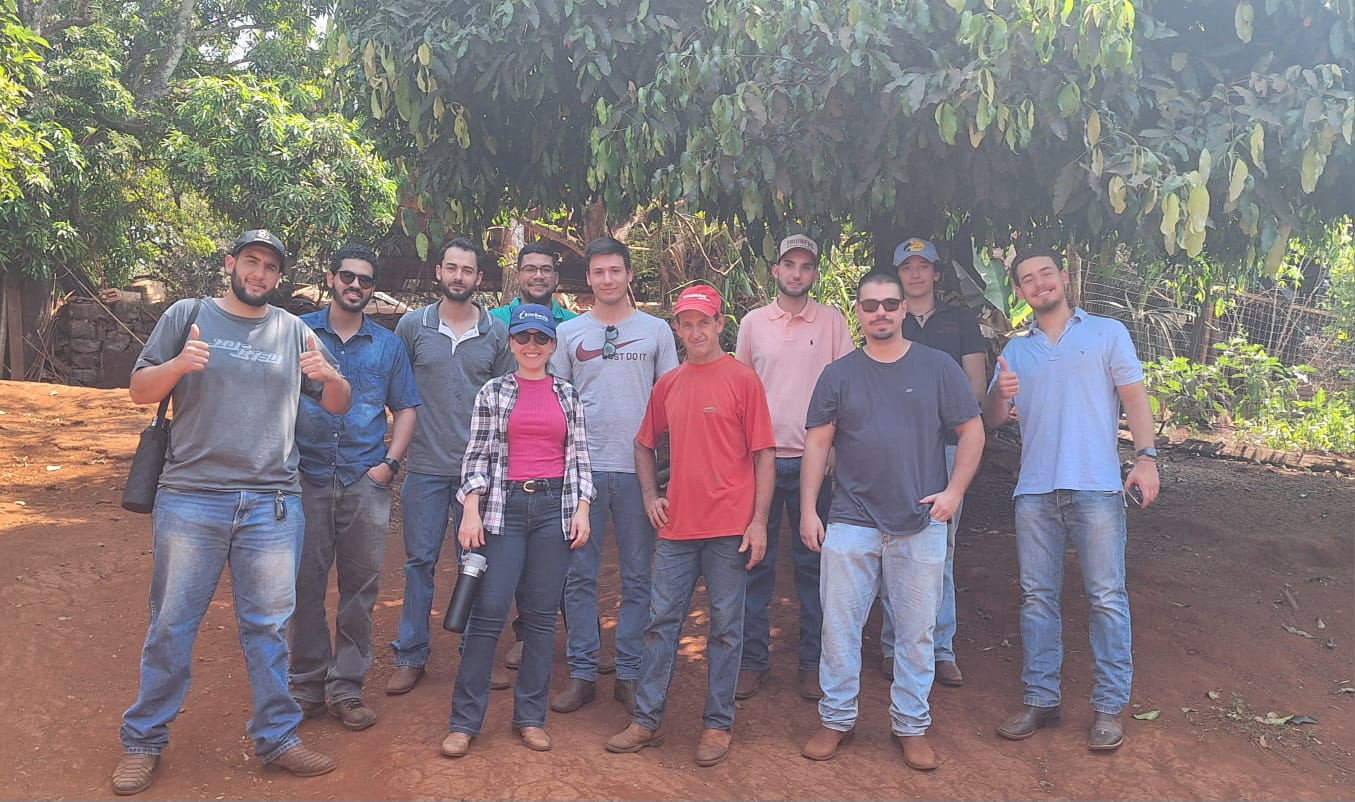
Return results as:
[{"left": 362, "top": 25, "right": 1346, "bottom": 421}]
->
[{"left": 0, "top": 379, "right": 1351, "bottom": 800}]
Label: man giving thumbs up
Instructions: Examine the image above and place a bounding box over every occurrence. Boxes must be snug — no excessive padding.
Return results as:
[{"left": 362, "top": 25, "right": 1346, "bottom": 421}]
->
[{"left": 114, "top": 230, "right": 349, "bottom": 796}]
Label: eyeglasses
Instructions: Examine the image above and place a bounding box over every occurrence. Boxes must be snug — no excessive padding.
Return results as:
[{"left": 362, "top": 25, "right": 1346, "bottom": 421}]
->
[
  {"left": 511, "top": 331, "right": 554, "bottom": 346},
  {"left": 858, "top": 298, "right": 903, "bottom": 312},
  {"left": 335, "top": 269, "right": 375, "bottom": 289},
  {"left": 518, "top": 265, "right": 556, "bottom": 276},
  {"left": 603, "top": 325, "right": 619, "bottom": 358}
]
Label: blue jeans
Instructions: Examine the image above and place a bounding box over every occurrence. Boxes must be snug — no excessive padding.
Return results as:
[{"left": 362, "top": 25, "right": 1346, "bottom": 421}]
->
[
  {"left": 819, "top": 520, "right": 946, "bottom": 736},
  {"left": 881, "top": 445, "right": 961, "bottom": 662},
  {"left": 562, "top": 471, "right": 655, "bottom": 680},
  {"left": 120, "top": 489, "right": 306, "bottom": 762},
  {"left": 742, "top": 458, "right": 827, "bottom": 672},
  {"left": 633, "top": 537, "right": 746, "bottom": 732},
  {"left": 1014, "top": 490, "right": 1132, "bottom": 715},
  {"left": 391, "top": 471, "right": 463, "bottom": 668},
  {"left": 290, "top": 473, "right": 391, "bottom": 704},
  {"left": 450, "top": 485, "right": 571, "bottom": 735}
]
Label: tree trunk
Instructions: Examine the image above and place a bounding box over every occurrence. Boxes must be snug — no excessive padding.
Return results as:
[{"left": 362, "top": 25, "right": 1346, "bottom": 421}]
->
[{"left": 136, "top": 0, "right": 195, "bottom": 105}]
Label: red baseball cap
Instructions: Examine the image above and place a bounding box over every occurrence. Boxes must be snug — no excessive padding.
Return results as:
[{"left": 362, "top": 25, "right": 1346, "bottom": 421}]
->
[{"left": 673, "top": 284, "right": 722, "bottom": 318}]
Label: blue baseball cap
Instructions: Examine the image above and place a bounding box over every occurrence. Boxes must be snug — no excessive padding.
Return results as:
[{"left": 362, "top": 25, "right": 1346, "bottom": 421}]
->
[
  {"left": 893, "top": 237, "right": 939, "bottom": 267},
  {"left": 508, "top": 303, "right": 557, "bottom": 337}
]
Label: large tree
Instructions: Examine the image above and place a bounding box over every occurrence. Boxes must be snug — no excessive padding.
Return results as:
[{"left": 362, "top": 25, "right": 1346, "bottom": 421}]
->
[
  {"left": 338, "top": 0, "right": 1352, "bottom": 275},
  {"left": 3, "top": 0, "right": 396, "bottom": 286}
]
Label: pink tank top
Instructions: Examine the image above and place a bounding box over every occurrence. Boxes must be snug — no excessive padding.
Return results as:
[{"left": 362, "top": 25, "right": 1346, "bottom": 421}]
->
[{"left": 506, "top": 375, "right": 567, "bottom": 481}]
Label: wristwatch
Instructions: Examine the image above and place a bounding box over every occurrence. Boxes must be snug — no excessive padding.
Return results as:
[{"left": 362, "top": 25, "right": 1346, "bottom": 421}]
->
[
  {"left": 1135, "top": 447, "right": 1159, "bottom": 461},
  {"left": 381, "top": 457, "right": 401, "bottom": 474}
]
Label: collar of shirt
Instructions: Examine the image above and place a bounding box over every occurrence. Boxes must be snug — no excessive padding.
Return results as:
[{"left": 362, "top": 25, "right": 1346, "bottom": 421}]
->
[
  {"left": 313, "top": 307, "right": 377, "bottom": 342},
  {"left": 1025, "top": 305, "right": 1087, "bottom": 344},
  {"left": 766, "top": 298, "right": 820, "bottom": 322},
  {"left": 423, "top": 300, "right": 490, "bottom": 339}
]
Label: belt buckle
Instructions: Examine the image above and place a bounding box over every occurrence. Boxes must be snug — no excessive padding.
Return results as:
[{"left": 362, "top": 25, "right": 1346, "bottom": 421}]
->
[{"left": 522, "top": 479, "right": 538, "bottom": 494}]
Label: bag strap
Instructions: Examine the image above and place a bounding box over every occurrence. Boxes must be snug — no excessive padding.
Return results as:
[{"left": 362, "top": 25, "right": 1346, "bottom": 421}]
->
[{"left": 154, "top": 299, "right": 203, "bottom": 423}]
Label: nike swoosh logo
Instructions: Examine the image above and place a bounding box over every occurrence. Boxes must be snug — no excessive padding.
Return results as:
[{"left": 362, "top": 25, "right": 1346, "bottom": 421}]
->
[{"left": 575, "top": 339, "right": 644, "bottom": 362}]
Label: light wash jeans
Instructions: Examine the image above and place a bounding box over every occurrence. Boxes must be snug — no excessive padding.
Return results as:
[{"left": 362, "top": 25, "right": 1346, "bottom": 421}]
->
[
  {"left": 633, "top": 537, "right": 746, "bottom": 732},
  {"left": 819, "top": 520, "right": 946, "bottom": 736},
  {"left": 1014, "top": 489, "right": 1132, "bottom": 715},
  {"left": 881, "top": 445, "right": 961, "bottom": 662},
  {"left": 450, "top": 484, "right": 571, "bottom": 735},
  {"left": 391, "top": 471, "right": 463, "bottom": 668},
  {"left": 289, "top": 473, "right": 391, "bottom": 704},
  {"left": 120, "top": 488, "right": 306, "bottom": 763},
  {"left": 741, "top": 457, "right": 828, "bottom": 672},
  {"left": 562, "top": 471, "right": 656, "bottom": 681}
]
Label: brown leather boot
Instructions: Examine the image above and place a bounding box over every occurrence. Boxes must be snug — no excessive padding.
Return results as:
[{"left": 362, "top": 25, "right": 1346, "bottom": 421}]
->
[
  {"left": 271, "top": 744, "right": 337, "bottom": 777},
  {"left": 996, "top": 704, "right": 1062, "bottom": 740},
  {"left": 605, "top": 723, "right": 664, "bottom": 753},
  {"left": 801, "top": 725, "right": 853, "bottom": 760},
  {"left": 896, "top": 734, "right": 937, "bottom": 771},
  {"left": 384, "top": 665, "right": 424, "bottom": 695},
  {"left": 550, "top": 677, "right": 596, "bottom": 712},
  {"left": 111, "top": 754, "right": 159, "bottom": 796},
  {"left": 695, "top": 728, "right": 732, "bottom": 767}
]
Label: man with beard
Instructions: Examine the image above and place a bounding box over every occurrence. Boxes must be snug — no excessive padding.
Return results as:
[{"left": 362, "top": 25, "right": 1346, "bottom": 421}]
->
[
  {"left": 490, "top": 240, "right": 577, "bottom": 327},
  {"left": 732, "top": 234, "right": 854, "bottom": 702},
  {"left": 290, "top": 244, "right": 421, "bottom": 731},
  {"left": 386, "top": 237, "right": 515, "bottom": 696},
  {"left": 799, "top": 271, "right": 983, "bottom": 772},
  {"left": 113, "top": 230, "right": 350, "bottom": 795},
  {"left": 983, "top": 248, "right": 1159, "bottom": 752}
]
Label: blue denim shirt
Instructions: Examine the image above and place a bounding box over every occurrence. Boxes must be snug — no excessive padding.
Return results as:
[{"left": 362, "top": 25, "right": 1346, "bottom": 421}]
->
[{"left": 296, "top": 308, "right": 422, "bottom": 486}]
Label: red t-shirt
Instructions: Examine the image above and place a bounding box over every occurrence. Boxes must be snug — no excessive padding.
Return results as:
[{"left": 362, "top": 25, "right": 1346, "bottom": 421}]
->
[{"left": 635, "top": 355, "right": 776, "bottom": 540}]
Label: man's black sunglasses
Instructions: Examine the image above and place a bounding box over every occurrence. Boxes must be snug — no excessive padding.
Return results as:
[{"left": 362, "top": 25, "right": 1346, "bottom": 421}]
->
[
  {"left": 858, "top": 298, "right": 903, "bottom": 312},
  {"left": 335, "top": 269, "right": 375, "bottom": 289}
]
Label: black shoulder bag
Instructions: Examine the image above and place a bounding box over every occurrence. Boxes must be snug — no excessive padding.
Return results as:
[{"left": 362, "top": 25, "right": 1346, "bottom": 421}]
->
[{"left": 121, "top": 300, "right": 202, "bottom": 513}]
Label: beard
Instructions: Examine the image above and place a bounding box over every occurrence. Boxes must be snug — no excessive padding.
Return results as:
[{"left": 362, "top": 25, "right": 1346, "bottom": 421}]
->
[
  {"left": 334, "top": 288, "right": 369, "bottom": 313},
  {"left": 440, "top": 281, "right": 476, "bottom": 303},
  {"left": 230, "top": 273, "right": 271, "bottom": 307},
  {"left": 522, "top": 287, "right": 554, "bottom": 305},
  {"left": 776, "top": 278, "right": 811, "bottom": 298}
]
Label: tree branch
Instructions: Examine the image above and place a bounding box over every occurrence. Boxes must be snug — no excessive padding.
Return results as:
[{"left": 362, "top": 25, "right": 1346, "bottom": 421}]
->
[{"left": 135, "top": 0, "right": 196, "bottom": 106}]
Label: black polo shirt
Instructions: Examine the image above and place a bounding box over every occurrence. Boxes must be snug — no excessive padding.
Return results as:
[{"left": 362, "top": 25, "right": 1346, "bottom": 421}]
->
[{"left": 904, "top": 300, "right": 985, "bottom": 443}]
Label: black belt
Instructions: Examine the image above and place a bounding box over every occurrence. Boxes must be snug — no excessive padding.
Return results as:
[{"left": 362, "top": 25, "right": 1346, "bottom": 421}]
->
[{"left": 508, "top": 478, "right": 564, "bottom": 493}]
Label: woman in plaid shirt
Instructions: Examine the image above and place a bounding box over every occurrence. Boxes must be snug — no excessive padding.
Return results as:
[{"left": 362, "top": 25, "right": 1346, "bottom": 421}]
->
[{"left": 441, "top": 304, "right": 595, "bottom": 757}]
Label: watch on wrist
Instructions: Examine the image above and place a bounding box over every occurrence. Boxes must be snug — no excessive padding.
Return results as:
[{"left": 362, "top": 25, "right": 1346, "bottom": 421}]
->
[
  {"left": 381, "top": 457, "right": 401, "bottom": 474},
  {"left": 1135, "top": 447, "right": 1158, "bottom": 461}
]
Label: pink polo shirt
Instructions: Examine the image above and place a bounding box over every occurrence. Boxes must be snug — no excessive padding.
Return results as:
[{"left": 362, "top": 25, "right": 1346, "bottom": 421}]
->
[{"left": 735, "top": 298, "right": 856, "bottom": 457}]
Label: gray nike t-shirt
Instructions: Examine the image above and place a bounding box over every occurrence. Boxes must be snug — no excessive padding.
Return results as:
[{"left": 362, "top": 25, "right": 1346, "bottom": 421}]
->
[
  {"left": 550, "top": 310, "right": 679, "bottom": 472},
  {"left": 133, "top": 298, "right": 329, "bottom": 494}
]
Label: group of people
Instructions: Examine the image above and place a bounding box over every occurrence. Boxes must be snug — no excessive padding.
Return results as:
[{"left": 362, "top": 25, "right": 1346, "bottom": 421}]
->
[{"left": 109, "top": 227, "right": 1159, "bottom": 795}]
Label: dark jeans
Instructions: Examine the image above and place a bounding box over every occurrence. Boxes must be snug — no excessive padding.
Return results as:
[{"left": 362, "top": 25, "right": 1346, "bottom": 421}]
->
[
  {"left": 289, "top": 473, "right": 391, "bottom": 703},
  {"left": 449, "top": 484, "right": 571, "bottom": 735},
  {"left": 741, "top": 458, "right": 829, "bottom": 672},
  {"left": 633, "top": 536, "right": 746, "bottom": 732}
]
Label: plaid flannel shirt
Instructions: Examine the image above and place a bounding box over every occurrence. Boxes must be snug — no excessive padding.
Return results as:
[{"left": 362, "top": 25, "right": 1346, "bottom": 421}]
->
[{"left": 457, "top": 373, "right": 595, "bottom": 537}]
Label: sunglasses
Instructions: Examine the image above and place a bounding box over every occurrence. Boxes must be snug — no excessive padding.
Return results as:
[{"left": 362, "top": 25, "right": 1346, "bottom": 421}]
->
[
  {"left": 858, "top": 298, "right": 903, "bottom": 312},
  {"left": 335, "top": 269, "right": 375, "bottom": 289},
  {"left": 603, "top": 325, "right": 619, "bottom": 358},
  {"left": 511, "top": 331, "right": 554, "bottom": 345}
]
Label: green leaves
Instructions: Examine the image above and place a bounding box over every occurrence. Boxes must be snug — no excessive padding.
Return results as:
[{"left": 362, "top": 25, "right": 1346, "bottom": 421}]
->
[{"left": 1234, "top": 1, "right": 1254, "bottom": 44}]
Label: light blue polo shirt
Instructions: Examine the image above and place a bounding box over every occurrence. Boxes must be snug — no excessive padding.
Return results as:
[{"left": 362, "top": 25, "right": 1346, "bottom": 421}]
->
[{"left": 991, "top": 308, "right": 1143, "bottom": 496}]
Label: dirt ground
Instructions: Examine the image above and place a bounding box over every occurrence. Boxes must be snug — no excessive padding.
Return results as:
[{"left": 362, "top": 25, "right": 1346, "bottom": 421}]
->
[{"left": 1, "top": 378, "right": 1352, "bottom": 801}]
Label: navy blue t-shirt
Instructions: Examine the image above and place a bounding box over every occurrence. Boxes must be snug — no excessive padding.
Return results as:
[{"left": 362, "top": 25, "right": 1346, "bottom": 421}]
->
[{"left": 806, "top": 345, "right": 979, "bottom": 536}]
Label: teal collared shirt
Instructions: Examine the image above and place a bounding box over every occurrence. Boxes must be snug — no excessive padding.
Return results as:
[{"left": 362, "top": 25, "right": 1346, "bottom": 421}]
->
[{"left": 489, "top": 297, "right": 577, "bottom": 326}]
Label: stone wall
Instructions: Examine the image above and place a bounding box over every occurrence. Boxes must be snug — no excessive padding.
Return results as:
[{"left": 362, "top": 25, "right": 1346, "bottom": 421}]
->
[{"left": 56, "top": 294, "right": 159, "bottom": 388}]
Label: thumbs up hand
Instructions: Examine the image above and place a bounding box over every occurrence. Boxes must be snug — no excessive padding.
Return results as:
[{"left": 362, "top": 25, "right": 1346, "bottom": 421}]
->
[
  {"left": 994, "top": 356, "right": 1019, "bottom": 400},
  {"left": 176, "top": 322, "right": 210, "bottom": 374},
  {"left": 299, "top": 334, "right": 338, "bottom": 383}
]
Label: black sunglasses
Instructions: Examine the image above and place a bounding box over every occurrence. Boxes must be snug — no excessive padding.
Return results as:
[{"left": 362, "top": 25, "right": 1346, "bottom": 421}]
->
[
  {"left": 511, "top": 331, "right": 554, "bottom": 345},
  {"left": 603, "top": 325, "right": 619, "bottom": 358},
  {"left": 335, "top": 269, "right": 375, "bottom": 289},
  {"left": 858, "top": 298, "right": 903, "bottom": 312}
]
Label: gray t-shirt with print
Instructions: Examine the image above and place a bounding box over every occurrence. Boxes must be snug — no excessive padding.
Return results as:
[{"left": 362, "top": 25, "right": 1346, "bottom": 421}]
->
[
  {"left": 133, "top": 298, "right": 328, "bottom": 494},
  {"left": 806, "top": 345, "right": 980, "bottom": 536},
  {"left": 550, "top": 310, "right": 679, "bottom": 472}
]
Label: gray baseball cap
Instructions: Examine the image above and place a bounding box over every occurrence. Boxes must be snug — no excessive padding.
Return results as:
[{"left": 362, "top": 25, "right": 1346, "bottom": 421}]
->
[{"left": 230, "top": 229, "right": 287, "bottom": 264}]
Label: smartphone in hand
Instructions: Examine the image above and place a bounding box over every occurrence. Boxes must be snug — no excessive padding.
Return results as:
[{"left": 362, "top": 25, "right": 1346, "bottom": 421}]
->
[{"left": 1126, "top": 484, "right": 1144, "bottom": 507}]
